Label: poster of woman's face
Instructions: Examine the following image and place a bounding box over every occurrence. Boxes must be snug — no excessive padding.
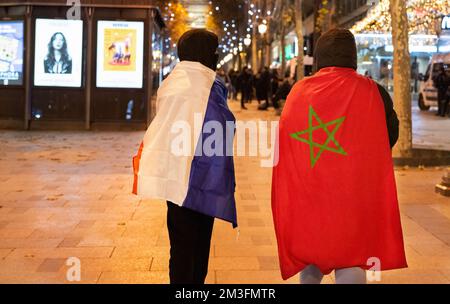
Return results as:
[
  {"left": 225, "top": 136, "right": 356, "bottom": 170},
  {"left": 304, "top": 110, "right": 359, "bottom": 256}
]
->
[
  {"left": 34, "top": 19, "right": 83, "bottom": 87},
  {"left": 45, "top": 32, "right": 72, "bottom": 74}
]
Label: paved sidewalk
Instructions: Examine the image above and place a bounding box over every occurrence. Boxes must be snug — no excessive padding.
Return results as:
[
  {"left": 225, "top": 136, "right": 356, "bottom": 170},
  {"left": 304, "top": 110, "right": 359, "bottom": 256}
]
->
[
  {"left": 0, "top": 101, "right": 449, "bottom": 284},
  {"left": 412, "top": 103, "right": 450, "bottom": 151}
]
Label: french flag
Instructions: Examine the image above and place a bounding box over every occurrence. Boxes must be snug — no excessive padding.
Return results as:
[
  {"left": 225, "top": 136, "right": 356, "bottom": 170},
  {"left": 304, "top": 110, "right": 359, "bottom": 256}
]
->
[{"left": 132, "top": 61, "right": 237, "bottom": 228}]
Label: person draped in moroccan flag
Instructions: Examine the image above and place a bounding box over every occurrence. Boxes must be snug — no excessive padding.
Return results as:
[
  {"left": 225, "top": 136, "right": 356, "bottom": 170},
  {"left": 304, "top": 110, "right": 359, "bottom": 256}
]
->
[
  {"left": 271, "top": 29, "right": 407, "bottom": 284},
  {"left": 132, "top": 29, "right": 237, "bottom": 284}
]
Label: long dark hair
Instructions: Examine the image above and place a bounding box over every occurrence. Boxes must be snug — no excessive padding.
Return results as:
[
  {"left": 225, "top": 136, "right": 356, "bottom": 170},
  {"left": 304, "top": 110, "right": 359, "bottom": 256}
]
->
[{"left": 46, "top": 32, "right": 70, "bottom": 64}]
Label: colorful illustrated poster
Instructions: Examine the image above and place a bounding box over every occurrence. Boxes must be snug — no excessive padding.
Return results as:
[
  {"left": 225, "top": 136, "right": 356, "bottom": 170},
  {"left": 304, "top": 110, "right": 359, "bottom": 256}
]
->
[
  {"left": 96, "top": 21, "right": 144, "bottom": 89},
  {"left": 0, "top": 21, "right": 24, "bottom": 86},
  {"left": 34, "top": 19, "right": 83, "bottom": 87}
]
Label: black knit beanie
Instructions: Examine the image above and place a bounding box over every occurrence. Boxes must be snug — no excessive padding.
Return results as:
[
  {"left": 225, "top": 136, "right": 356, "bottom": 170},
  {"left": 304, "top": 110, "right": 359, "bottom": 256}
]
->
[
  {"left": 313, "top": 28, "right": 357, "bottom": 72},
  {"left": 177, "top": 29, "right": 219, "bottom": 71}
]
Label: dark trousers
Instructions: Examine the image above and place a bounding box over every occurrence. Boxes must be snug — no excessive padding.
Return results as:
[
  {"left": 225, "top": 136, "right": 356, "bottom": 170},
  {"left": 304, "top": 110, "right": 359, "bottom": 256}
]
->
[
  {"left": 437, "top": 90, "right": 448, "bottom": 116},
  {"left": 166, "top": 201, "right": 214, "bottom": 284},
  {"left": 241, "top": 88, "right": 251, "bottom": 107}
]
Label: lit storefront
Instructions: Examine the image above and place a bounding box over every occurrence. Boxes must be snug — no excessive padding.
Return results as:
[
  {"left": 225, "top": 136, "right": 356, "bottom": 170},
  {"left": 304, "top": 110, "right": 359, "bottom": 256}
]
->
[
  {"left": 351, "top": 0, "right": 450, "bottom": 90},
  {"left": 0, "top": 1, "right": 165, "bottom": 130}
]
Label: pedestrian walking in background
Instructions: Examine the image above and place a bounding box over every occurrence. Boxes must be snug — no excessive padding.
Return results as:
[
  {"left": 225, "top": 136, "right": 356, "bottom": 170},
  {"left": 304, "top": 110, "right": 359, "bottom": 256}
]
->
[
  {"left": 433, "top": 65, "right": 450, "bottom": 117},
  {"left": 271, "top": 69, "right": 280, "bottom": 100},
  {"left": 272, "top": 28, "right": 407, "bottom": 284},
  {"left": 229, "top": 69, "right": 238, "bottom": 100},
  {"left": 132, "top": 29, "right": 237, "bottom": 284},
  {"left": 238, "top": 66, "right": 253, "bottom": 109},
  {"left": 271, "top": 77, "right": 294, "bottom": 113},
  {"left": 255, "top": 67, "right": 271, "bottom": 108},
  {"left": 217, "top": 68, "right": 232, "bottom": 100}
]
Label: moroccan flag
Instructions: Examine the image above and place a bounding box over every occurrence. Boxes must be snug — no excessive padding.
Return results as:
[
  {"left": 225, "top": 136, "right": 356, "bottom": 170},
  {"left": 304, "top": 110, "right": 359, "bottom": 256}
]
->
[{"left": 272, "top": 67, "right": 407, "bottom": 280}]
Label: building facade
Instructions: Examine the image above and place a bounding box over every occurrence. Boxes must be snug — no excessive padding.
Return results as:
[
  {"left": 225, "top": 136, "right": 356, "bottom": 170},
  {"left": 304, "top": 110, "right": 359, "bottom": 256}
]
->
[{"left": 0, "top": 0, "right": 165, "bottom": 130}]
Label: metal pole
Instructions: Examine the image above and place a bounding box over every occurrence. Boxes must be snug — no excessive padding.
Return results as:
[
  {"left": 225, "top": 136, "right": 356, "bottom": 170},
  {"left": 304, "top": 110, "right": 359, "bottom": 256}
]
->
[
  {"left": 85, "top": 7, "right": 93, "bottom": 130},
  {"left": 146, "top": 9, "right": 154, "bottom": 127},
  {"left": 24, "top": 5, "right": 32, "bottom": 130}
]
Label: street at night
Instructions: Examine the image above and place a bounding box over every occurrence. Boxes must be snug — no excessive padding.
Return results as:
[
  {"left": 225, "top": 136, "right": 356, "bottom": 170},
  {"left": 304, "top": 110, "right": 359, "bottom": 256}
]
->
[
  {"left": 0, "top": 102, "right": 449, "bottom": 284},
  {"left": 0, "top": 0, "right": 450, "bottom": 296}
]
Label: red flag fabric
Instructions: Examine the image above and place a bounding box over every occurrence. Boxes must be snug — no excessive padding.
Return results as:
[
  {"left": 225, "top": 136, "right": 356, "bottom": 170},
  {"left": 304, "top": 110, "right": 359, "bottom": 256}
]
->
[{"left": 272, "top": 67, "right": 407, "bottom": 280}]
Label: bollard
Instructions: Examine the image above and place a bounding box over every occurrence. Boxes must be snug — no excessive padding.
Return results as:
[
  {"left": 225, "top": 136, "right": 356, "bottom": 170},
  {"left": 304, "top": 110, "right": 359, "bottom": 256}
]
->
[{"left": 435, "top": 168, "right": 450, "bottom": 197}]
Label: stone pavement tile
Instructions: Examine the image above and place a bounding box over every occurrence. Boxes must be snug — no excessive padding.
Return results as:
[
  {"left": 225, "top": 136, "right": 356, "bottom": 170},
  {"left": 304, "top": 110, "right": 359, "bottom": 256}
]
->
[
  {"left": 216, "top": 270, "right": 297, "bottom": 284},
  {"left": 0, "top": 271, "right": 101, "bottom": 284},
  {"left": 257, "top": 256, "right": 279, "bottom": 271},
  {"left": 240, "top": 193, "right": 256, "bottom": 200},
  {"left": 406, "top": 255, "right": 450, "bottom": 270},
  {"left": 436, "top": 234, "right": 450, "bottom": 246},
  {"left": 430, "top": 204, "right": 450, "bottom": 221},
  {"left": 112, "top": 246, "right": 170, "bottom": 258},
  {"left": 3, "top": 213, "right": 53, "bottom": 224},
  {"left": 97, "top": 271, "right": 169, "bottom": 284},
  {"left": 76, "top": 220, "right": 96, "bottom": 229},
  {"left": 88, "top": 207, "right": 107, "bottom": 213},
  {"left": 109, "top": 236, "right": 159, "bottom": 248},
  {"left": 124, "top": 216, "right": 166, "bottom": 227},
  {"left": 68, "top": 226, "right": 126, "bottom": 239},
  {"left": 409, "top": 243, "right": 450, "bottom": 257},
  {"left": 404, "top": 233, "right": 447, "bottom": 246},
  {"left": 79, "top": 257, "right": 152, "bottom": 272},
  {"left": 151, "top": 256, "right": 260, "bottom": 272},
  {"left": 8, "top": 247, "right": 114, "bottom": 259},
  {"left": 49, "top": 212, "right": 133, "bottom": 222},
  {"left": 215, "top": 245, "right": 278, "bottom": 257},
  {"left": 245, "top": 218, "right": 267, "bottom": 227},
  {"left": 97, "top": 270, "right": 215, "bottom": 284},
  {"left": 0, "top": 257, "right": 45, "bottom": 273},
  {"left": 209, "top": 257, "right": 260, "bottom": 271},
  {"left": 8, "top": 207, "right": 30, "bottom": 214},
  {"left": 58, "top": 237, "right": 82, "bottom": 248},
  {"left": 251, "top": 235, "right": 273, "bottom": 246},
  {"left": 28, "top": 227, "right": 78, "bottom": 239},
  {"left": 373, "top": 269, "right": 450, "bottom": 284},
  {"left": 211, "top": 234, "right": 252, "bottom": 246},
  {"left": 0, "top": 249, "right": 13, "bottom": 259},
  {"left": 0, "top": 228, "right": 35, "bottom": 238},
  {"left": 36, "top": 258, "right": 66, "bottom": 272},
  {"left": 438, "top": 269, "right": 450, "bottom": 282},
  {"left": 241, "top": 205, "right": 261, "bottom": 213},
  {"left": 149, "top": 256, "right": 169, "bottom": 271},
  {"left": 0, "top": 238, "right": 63, "bottom": 249},
  {"left": 0, "top": 221, "right": 9, "bottom": 229},
  {"left": 77, "top": 233, "right": 119, "bottom": 247}
]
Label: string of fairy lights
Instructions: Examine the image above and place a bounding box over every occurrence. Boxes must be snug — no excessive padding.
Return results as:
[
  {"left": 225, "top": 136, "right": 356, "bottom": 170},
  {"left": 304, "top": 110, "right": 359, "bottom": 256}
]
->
[
  {"left": 351, "top": 0, "right": 450, "bottom": 35},
  {"left": 211, "top": 0, "right": 273, "bottom": 69},
  {"left": 161, "top": 2, "right": 179, "bottom": 59},
  {"left": 159, "top": 0, "right": 449, "bottom": 69}
]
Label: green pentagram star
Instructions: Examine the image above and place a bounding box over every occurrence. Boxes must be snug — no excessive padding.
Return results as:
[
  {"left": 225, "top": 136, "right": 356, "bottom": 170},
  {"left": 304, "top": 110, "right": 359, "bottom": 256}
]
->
[{"left": 290, "top": 105, "right": 347, "bottom": 168}]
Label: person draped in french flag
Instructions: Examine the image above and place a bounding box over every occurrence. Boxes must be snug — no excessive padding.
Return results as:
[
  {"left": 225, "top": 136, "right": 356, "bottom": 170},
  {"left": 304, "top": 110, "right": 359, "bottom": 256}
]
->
[
  {"left": 132, "top": 29, "right": 237, "bottom": 284},
  {"left": 272, "top": 29, "right": 408, "bottom": 284}
]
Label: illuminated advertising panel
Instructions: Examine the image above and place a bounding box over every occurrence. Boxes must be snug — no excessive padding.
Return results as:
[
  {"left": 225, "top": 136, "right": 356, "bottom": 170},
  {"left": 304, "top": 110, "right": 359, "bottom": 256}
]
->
[
  {"left": 34, "top": 18, "right": 83, "bottom": 87},
  {"left": 96, "top": 20, "right": 144, "bottom": 89},
  {"left": 0, "top": 21, "right": 24, "bottom": 86}
]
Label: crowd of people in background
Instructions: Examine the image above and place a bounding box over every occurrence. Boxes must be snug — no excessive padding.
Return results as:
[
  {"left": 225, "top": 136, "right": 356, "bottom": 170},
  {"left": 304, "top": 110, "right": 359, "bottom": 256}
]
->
[
  {"left": 217, "top": 66, "right": 294, "bottom": 113},
  {"left": 217, "top": 62, "right": 450, "bottom": 119}
]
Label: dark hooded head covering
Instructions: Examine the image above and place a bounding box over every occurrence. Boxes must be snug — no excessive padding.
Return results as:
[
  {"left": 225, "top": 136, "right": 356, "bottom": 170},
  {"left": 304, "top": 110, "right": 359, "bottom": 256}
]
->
[
  {"left": 313, "top": 28, "right": 357, "bottom": 72},
  {"left": 177, "top": 29, "right": 219, "bottom": 71}
]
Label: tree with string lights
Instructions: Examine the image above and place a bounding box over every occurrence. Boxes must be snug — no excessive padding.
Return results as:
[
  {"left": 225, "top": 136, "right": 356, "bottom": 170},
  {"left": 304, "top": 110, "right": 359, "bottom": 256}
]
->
[
  {"left": 390, "top": 0, "right": 412, "bottom": 158},
  {"left": 153, "top": 0, "right": 189, "bottom": 55},
  {"left": 207, "top": 0, "right": 247, "bottom": 65}
]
